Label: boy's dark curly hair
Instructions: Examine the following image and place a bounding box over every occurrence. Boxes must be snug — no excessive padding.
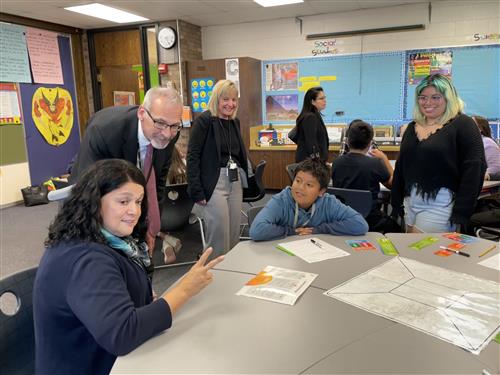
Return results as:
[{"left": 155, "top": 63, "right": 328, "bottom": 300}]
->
[
  {"left": 45, "top": 159, "right": 148, "bottom": 247},
  {"left": 293, "top": 157, "right": 331, "bottom": 189}
]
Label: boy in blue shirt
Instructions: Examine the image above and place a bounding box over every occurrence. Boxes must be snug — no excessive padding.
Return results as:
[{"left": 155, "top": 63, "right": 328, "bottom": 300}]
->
[{"left": 249, "top": 158, "right": 368, "bottom": 241}]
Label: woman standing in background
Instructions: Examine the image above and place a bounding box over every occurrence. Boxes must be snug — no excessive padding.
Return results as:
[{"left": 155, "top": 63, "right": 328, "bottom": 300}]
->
[
  {"left": 293, "top": 86, "right": 329, "bottom": 163},
  {"left": 187, "top": 80, "right": 250, "bottom": 258},
  {"left": 391, "top": 74, "right": 485, "bottom": 233}
]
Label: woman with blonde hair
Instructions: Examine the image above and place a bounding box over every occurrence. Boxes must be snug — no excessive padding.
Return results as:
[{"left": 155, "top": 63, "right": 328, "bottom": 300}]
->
[
  {"left": 187, "top": 80, "right": 250, "bottom": 257},
  {"left": 391, "top": 74, "right": 486, "bottom": 232}
]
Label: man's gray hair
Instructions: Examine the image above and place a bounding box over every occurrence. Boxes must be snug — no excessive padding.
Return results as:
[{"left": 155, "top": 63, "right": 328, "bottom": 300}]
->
[{"left": 142, "top": 87, "right": 182, "bottom": 110}]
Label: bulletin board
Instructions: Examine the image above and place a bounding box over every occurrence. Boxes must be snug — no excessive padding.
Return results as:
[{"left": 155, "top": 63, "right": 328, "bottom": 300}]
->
[
  {"left": 0, "top": 23, "right": 80, "bottom": 185},
  {"left": 262, "top": 44, "right": 499, "bottom": 128},
  {"left": 262, "top": 52, "right": 405, "bottom": 124},
  {"left": 19, "top": 35, "right": 80, "bottom": 185},
  {"left": 405, "top": 45, "right": 500, "bottom": 120}
]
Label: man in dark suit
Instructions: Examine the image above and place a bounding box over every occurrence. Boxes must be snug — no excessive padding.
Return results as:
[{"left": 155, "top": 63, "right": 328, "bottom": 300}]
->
[{"left": 70, "top": 87, "right": 183, "bottom": 255}]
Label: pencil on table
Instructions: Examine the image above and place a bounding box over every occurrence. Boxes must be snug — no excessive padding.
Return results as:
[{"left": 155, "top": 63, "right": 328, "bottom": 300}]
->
[{"left": 479, "top": 245, "right": 497, "bottom": 258}]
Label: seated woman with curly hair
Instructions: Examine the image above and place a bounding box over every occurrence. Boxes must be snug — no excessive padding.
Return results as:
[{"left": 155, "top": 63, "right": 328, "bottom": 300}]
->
[{"left": 33, "top": 159, "right": 223, "bottom": 375}]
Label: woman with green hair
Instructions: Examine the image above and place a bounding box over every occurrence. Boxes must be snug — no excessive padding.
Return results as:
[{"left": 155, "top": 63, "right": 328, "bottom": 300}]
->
[{"left": 391, "top": 74, "right": 486, "bottom": 232}]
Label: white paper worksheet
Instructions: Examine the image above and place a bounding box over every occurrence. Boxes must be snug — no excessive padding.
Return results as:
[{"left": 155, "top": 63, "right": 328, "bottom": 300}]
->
[
  {"left": 478, "top": 253, "right": 500, "bottom": 272},
  {"left": 236, "top": 266, "right": 317, "bottom": 305},
  {"left": 277, "top": 237, "right": 350, "bottom": 263}
]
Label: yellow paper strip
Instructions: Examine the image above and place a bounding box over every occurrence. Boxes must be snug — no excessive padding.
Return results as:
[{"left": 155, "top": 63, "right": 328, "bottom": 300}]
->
[
  {"left": 299, "top": 76, "right": 317, "bottom": 82},
  {"left": 319, "top": 76, "right": 337, "bottom": 81}
]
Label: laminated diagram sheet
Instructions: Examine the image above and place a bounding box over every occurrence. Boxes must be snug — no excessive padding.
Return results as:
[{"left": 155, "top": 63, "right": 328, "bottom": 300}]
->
[{"left": 325, "top": 257, "right": 500, "bottom": 354}]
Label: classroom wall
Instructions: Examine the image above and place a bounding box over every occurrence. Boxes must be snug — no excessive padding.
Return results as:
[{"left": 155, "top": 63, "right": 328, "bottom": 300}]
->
[{"left": 202, "top": 2, "right": 499, "bottom": 60}]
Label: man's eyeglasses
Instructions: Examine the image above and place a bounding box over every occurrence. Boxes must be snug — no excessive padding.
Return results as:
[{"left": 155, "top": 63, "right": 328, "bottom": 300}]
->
[
  {"left": 143, "top": 107, "right": 182, "bottom": 132},
  {"left": 417, "top": 95, "right": 443, "bottom": 103}
]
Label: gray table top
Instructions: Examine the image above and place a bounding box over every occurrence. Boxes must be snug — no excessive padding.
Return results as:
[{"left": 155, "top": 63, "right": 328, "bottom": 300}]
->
[
  {"left": 219, "top": 232, "right": 390, "bottom": 290},
  {"left": 112, "top": 233, "right": 500, "bottom": 374},
  {"left": 111, "top": 269, "right": 394, "bottom": 374}
]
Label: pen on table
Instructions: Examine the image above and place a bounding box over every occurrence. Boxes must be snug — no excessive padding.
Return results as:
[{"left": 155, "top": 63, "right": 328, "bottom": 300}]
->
[
  {"left": 439, "top": 246, "right": 470, "bottom": 257},
  {"left": 479, "top": 245, "right": 497, "bottom": 258},
  {"left": 310, "top": 239, "right": 323, "bottom": 248}
]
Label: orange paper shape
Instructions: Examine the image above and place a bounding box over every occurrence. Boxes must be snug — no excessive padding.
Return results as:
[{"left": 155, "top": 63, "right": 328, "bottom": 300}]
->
[{"left": 246, "top": 271, "right": 273, "bottom": 286}]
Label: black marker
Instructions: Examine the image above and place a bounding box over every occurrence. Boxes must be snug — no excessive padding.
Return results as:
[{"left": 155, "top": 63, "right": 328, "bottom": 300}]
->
[
  {"left": 439, "top": 246, "right": 470, "bottom": 257},
  {"left": 311, "top": 239, "right": 323, "bottom": 248}
]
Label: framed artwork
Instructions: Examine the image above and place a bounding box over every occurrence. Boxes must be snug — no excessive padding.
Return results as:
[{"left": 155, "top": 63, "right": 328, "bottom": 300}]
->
[{"left": 113, "top": 91, "right": 135, "bottom": 106}]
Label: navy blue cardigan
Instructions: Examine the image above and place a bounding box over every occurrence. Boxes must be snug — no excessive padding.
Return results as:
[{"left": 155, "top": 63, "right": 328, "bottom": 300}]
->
[{"left": 33, "top": 241, "right": 172, "bottom": 375}]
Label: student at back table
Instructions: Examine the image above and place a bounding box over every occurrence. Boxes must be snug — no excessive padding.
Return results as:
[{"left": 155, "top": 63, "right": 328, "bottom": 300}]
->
[
  {"left": 331, "top": 120, "right": 401, "bottom": 233},
  {"left": 249, "top": 158, "right": 368, "bottom": 241}
]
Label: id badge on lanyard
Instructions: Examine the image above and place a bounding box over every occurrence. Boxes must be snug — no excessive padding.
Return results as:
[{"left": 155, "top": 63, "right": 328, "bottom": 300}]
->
[{"left": 227, "top": 158, "right": 239, "bottom": 182}]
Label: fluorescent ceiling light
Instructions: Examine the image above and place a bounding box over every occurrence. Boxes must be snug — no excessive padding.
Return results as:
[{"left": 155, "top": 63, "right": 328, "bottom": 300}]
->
[
  {"left": 64, "top": 3, "right": 149, "bottom": 23},
  {"left": 254, "top": 0, "right": 303, "bottom": 7}
]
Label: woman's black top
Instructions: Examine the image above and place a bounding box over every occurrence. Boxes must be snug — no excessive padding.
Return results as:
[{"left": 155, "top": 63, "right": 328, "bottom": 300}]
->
[
  {"left": 187, "top": 110, "right": 248, "bottom": 202},
  {"left": 218, "top": 118, "right": 243, "bottom": 167},
  {"left": 294, "top": 112, "right": 329, "bottom": 162},
  {"left": 391, "top": 114, "right": 486, "bottom": 225}
]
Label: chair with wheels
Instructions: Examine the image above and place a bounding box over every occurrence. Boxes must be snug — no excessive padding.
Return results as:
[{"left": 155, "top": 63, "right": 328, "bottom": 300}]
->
[
  {"left": 0, "top": 267, "right": 38, "bottom": 375},
  {"left": 156, "top": 183, "right": 206, "bottom": 269},
  {"left": 327, "top": 187, "right": 372, "bottom": 218},
  {"left": 286, "top": 163, "right": 299, "bottom": 184}
]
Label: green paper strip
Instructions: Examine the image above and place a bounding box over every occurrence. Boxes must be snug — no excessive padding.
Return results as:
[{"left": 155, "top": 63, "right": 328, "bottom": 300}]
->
[
  {"left": 409, "top": 237, "right": 439, "bottom": 251},
  {"left": 494, "top": 332, "right": 500, "bottom": 344},
  {"left": 377, "top": 238, "right": 399, "bottom": 256},
  {"left": 276, "top": 245, "right": 295, "bottom": 256}
]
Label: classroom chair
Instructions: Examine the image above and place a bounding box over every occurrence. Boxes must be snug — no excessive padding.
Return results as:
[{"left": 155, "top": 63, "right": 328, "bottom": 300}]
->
[
  {"left": 286, "top": 163, "right": 299, "bottom": 184},
  {"left": 156, "top": 183, "right": 206, "bottom": 269},
  {"left": 327, "top": 187, "right": 372, "bottom": 218},
  {"left": 240, "top": 160, "right": 267, "bottom": 238},
  {"left": 0, "top": 267, "right": 38, "bottom": 375}
]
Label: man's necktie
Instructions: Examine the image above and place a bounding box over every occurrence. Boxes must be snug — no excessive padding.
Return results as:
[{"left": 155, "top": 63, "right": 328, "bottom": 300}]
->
[{"left": 144, "top": 144, "right": 161, "bottom": 238}]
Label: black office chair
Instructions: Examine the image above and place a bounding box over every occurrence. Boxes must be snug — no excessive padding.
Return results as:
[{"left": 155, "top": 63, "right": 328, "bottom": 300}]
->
[
  {"left": 243, "top": 160, "right": 267, "bottom": 204},
  {"left": 476, "top": 226, "right": 500, "bottom": 241},
  {"left": 248, "top": 205, "right": 265, "bottom": 227},
  {"left": 327, "top": 187, "right": 372, "bottom": 218},
  {"left": 240, "top": 161, "right": 267, "bottom": 239},
  {"left": 240, "top": 205, "right": 265, "bottom": 241},
  {"left": 157, "top": 183, "right": 206, "bottom": 269},
  {"left": 0, "top": 267, "right": 37, "bottom": 375},
  {"left": 286, "top": 163, "right": 299, "bottom": 184}
]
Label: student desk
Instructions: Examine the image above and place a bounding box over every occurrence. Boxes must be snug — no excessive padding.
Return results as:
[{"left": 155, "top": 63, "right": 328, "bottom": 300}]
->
[{"left": 111, "top": 233, "right": 499, "bottom": 374}]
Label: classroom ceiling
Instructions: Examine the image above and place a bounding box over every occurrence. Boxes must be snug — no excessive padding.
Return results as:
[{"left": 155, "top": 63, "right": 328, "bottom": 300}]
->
[{"left": 1, "top": 0, "right": 446, "bottom": 30}]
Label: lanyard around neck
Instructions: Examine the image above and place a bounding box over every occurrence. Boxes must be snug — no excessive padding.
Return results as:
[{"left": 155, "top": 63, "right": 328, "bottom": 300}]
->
[
  {"left": 218, "top": 118, "right": 232, "bottom": 161},
  {"left": 293, "top": 201, "right": 315, "bottom": 228}
]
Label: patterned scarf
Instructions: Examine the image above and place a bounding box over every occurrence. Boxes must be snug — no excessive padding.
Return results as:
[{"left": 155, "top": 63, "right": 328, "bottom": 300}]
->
[{"left": 100, "top": 228, "right": 153, "bottom": 279}]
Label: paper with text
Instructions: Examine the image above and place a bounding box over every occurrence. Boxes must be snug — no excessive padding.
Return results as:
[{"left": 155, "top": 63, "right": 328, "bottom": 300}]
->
[
  {"left": 277, "top": 237, "right": 350, "bottom": 263},
  {"left": 236, "top": 266, "right": 317, "bottom": 305}
]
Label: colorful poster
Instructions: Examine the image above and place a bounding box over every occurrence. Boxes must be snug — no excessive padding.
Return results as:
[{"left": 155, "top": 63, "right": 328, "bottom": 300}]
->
[
  {"left": 0, "top": 23, "right": 32, "bottom": 83},
  {"left": 265, "top": 62, "right": 298, "bottom": 91},
  {"left": 0, "top": 83, "right": 23, "bottom": 126},
  {"left": 265, "top": 94, "right": 299, "bottom": 122},
  {"left": 190, "top": 78, "right": 214, "bottom": 113},
  {"left": 26, "top": 28, "right": 64, "bottom": 84},
  {"left": 32, "top": 86, "right": 74, "bottom": 146},
  {"left": 408, "top": 51, "right": 452, "bottom": 85}
]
